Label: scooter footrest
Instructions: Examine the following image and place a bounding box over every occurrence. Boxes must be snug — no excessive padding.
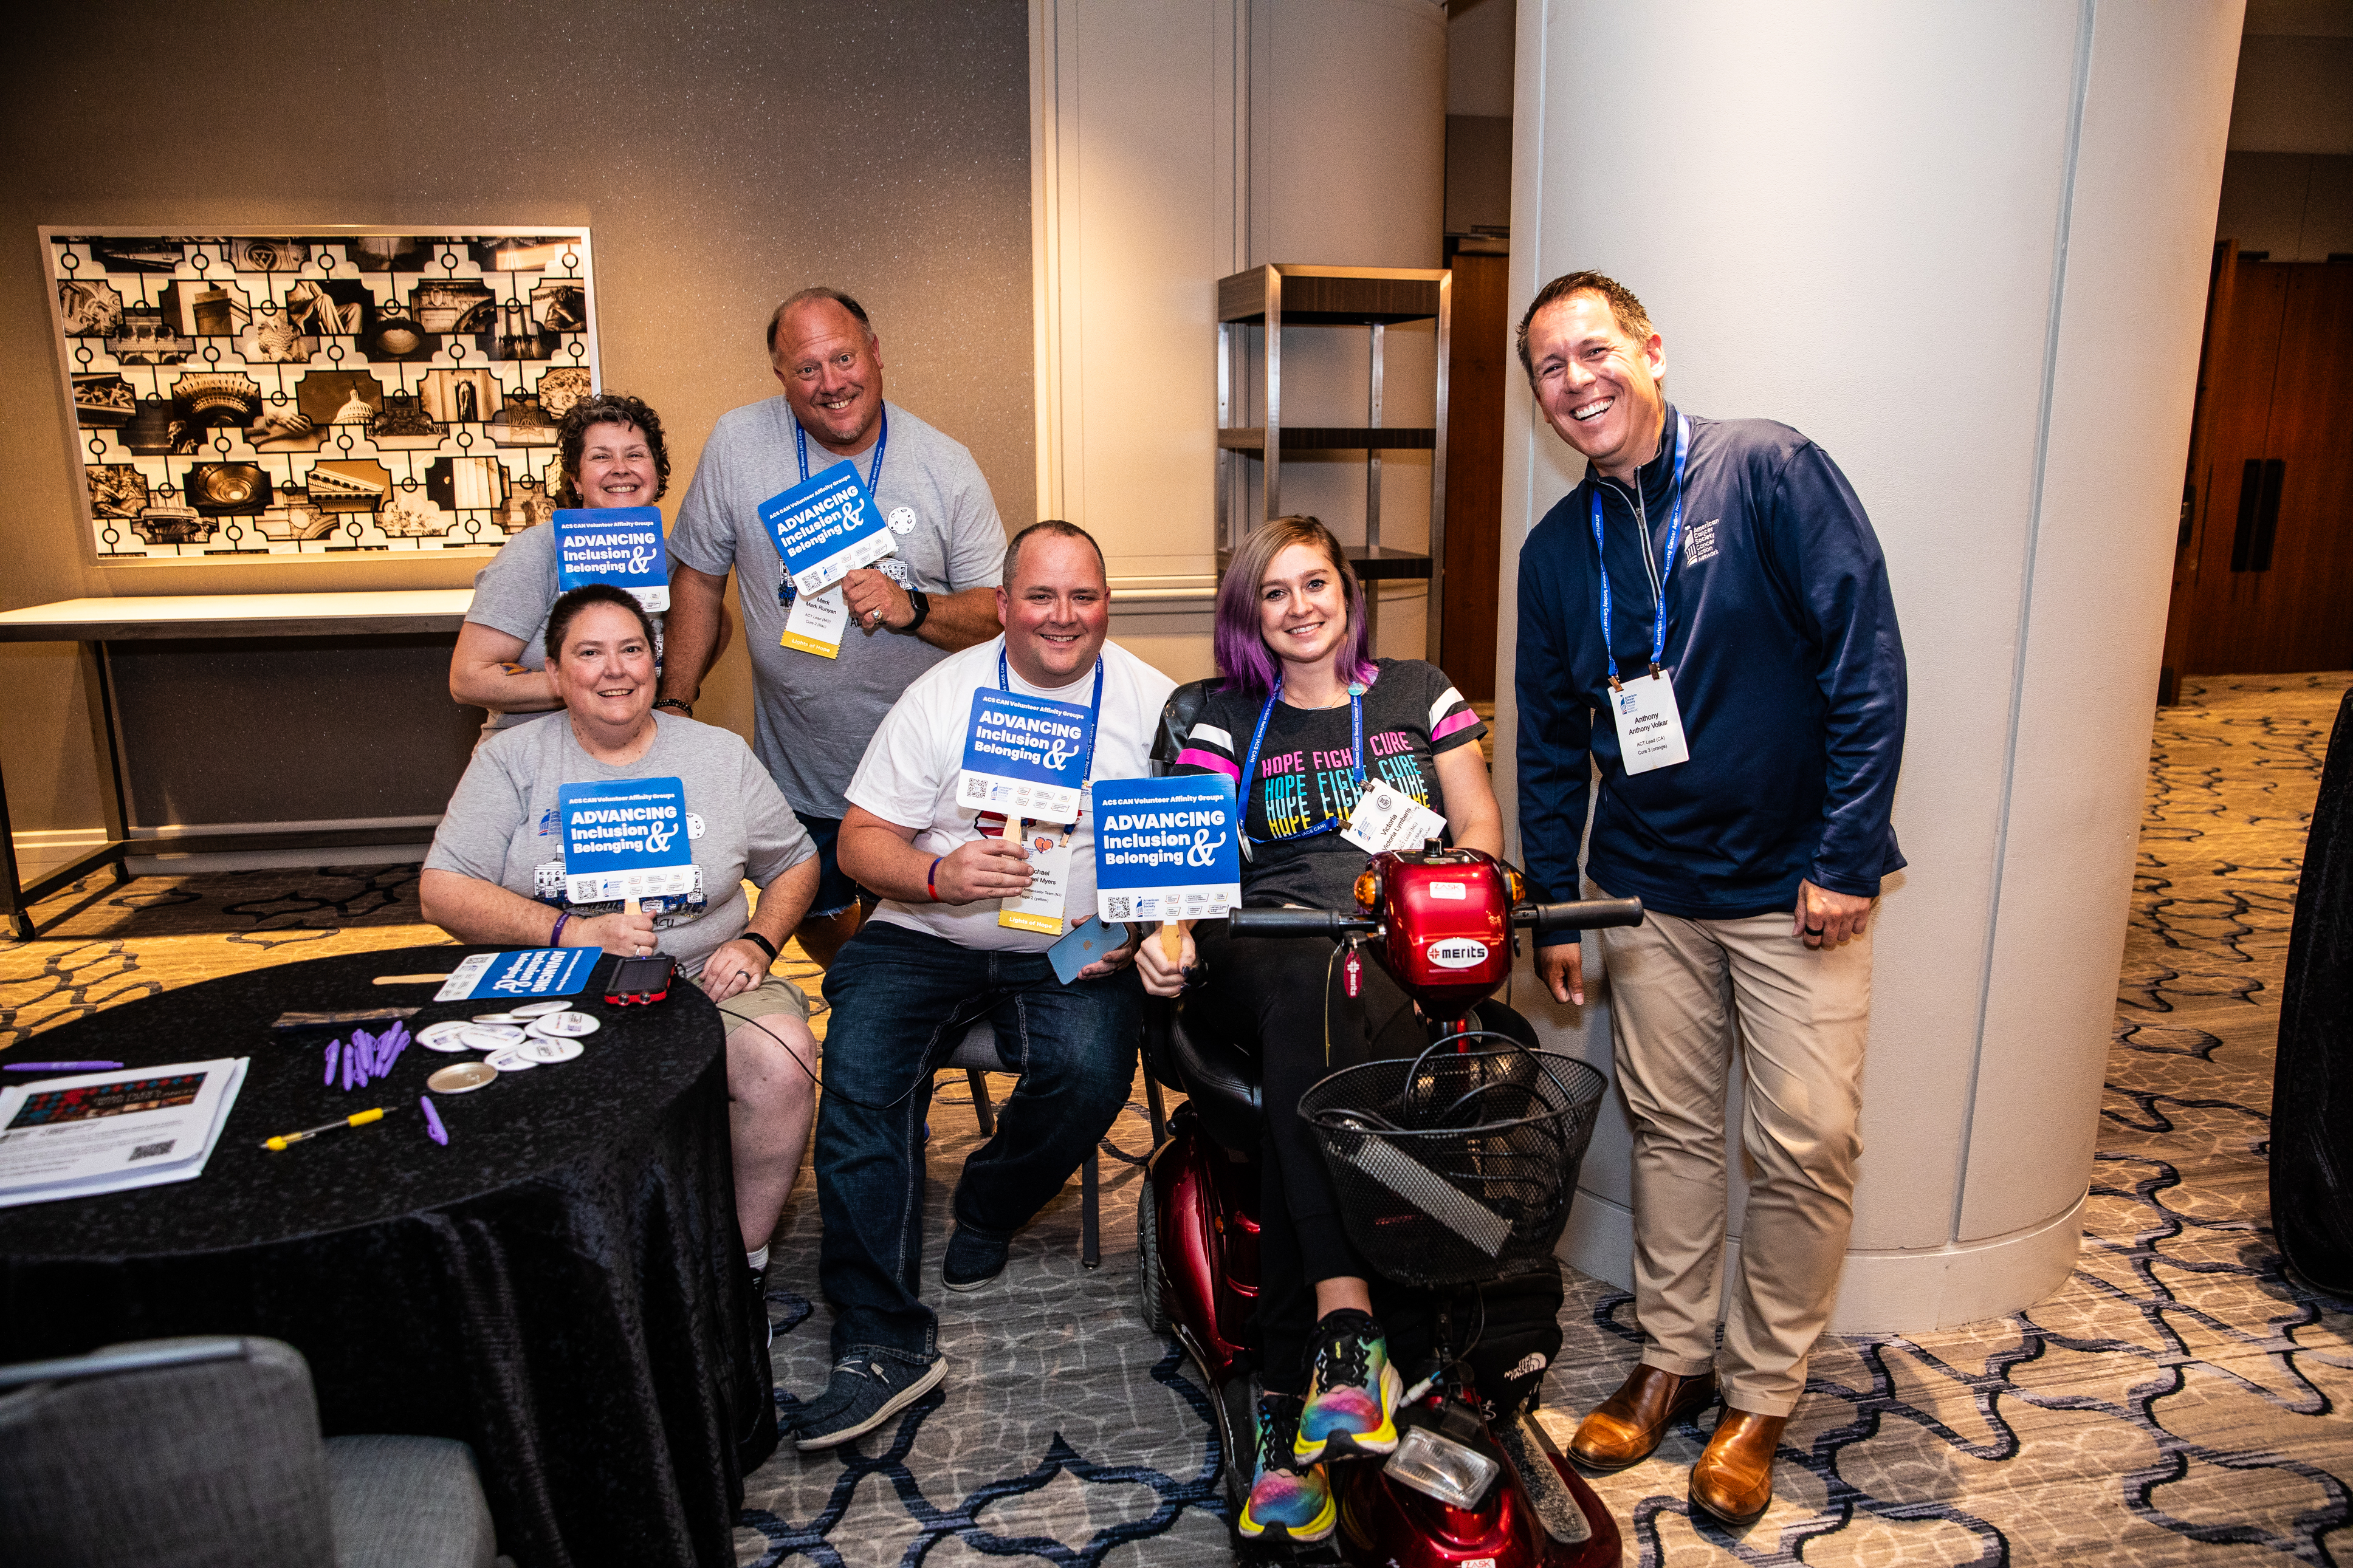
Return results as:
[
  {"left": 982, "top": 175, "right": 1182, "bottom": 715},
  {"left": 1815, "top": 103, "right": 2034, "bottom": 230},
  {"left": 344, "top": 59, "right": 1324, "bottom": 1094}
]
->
[{"left": 1499, "top": 1412, "right": 1594, "bottom": 1546}]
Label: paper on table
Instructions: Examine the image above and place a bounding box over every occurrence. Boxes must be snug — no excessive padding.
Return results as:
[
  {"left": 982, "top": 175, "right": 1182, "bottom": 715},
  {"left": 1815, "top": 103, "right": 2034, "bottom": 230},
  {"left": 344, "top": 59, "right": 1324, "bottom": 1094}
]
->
[{"left": 0, "top": 1058, "right": 249, "bottom": 1208}]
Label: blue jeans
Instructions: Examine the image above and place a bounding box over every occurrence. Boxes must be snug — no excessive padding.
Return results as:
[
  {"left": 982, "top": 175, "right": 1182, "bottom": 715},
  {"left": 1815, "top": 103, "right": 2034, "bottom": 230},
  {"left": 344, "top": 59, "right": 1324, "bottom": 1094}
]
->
[{"left": 814, "top": 920, "right": 1141, "bottom": 1363}]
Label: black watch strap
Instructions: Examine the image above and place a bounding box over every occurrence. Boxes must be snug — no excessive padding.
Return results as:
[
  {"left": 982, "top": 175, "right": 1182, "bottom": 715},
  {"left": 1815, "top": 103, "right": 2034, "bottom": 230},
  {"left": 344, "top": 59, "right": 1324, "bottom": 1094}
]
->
[
  {"left": 903, "top": 587, "right": 932, "bottom": 632},
  {"left": 739, "top": 930, "right": 780, "bottom": 963}
]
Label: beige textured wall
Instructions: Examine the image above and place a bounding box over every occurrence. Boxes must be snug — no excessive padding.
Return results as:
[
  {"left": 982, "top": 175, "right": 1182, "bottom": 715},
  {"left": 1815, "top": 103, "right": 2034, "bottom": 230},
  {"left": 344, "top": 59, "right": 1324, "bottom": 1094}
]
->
[{"left": 0, "top": 1, "right": 1033, "bottom": 839}]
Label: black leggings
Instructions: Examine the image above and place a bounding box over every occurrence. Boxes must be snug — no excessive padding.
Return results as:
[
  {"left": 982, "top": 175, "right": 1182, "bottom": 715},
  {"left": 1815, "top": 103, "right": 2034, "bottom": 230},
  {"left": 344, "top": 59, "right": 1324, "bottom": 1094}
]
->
[{"left": 1194, "top": 924, "right": 1429, "bottom": 1392}]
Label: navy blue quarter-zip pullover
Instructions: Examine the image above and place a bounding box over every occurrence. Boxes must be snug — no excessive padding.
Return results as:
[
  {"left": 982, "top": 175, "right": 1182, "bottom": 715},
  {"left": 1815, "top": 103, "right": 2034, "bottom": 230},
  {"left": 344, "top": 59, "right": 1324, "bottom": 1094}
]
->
[{"left": 1516, "top": 402, "right": 1906, "bottom": 935}]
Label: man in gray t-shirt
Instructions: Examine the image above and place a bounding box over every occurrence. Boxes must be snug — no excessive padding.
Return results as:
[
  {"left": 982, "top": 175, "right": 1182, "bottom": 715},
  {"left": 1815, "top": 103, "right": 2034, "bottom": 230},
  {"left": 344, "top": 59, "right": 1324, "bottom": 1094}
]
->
[{"left": 662, "top": 287, "right": 1006, "bottom": 967}]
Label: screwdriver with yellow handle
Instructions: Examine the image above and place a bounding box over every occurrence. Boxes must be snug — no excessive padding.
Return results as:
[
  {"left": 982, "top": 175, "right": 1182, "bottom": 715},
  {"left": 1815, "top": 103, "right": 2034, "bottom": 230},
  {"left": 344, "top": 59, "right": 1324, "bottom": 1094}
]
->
[{"left": 261, "top": 1107, "right": 394, "bottom": 1152}]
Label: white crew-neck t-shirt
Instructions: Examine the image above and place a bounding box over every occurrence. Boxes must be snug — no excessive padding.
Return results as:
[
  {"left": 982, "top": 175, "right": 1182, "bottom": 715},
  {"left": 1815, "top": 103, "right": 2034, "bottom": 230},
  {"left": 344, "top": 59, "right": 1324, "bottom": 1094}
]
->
[{"left": 845, "top": 634, "right": 1175, "bottom": 953}]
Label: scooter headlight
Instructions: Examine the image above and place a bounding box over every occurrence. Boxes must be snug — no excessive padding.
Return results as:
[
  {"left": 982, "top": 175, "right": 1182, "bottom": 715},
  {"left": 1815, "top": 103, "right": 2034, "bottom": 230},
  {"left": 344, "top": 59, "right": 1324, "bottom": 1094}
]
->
[
  {"left": 1354, "top": 864, "right": 1383, "bottom": 914},
  {"left": 1383, "top": 1422, "right": 1500, "bottom": 1510}
]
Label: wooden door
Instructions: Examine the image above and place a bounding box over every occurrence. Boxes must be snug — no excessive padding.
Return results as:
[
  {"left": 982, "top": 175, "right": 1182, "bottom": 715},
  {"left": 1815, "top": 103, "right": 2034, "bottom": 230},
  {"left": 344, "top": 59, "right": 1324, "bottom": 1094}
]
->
[
  {"left": 2163, "top": 258, "right": 2353, "bottom": 683},
  {"left": 1440, "top": 248, "right": 1509, "bottom": 701},
  {"left": 2265, "top": 265, "right": 2353, "bottom": 669}
]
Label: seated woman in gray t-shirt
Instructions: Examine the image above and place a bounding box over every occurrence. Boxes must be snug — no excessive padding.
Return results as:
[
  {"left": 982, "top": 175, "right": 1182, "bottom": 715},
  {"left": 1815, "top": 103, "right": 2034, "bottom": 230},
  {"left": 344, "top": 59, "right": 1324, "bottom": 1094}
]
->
[
  {"left": 449, "top": 392, "right": 732, "bottom": 741},
  {"left": 424, "top": 583, "right": 815, "bottom": 1278}
]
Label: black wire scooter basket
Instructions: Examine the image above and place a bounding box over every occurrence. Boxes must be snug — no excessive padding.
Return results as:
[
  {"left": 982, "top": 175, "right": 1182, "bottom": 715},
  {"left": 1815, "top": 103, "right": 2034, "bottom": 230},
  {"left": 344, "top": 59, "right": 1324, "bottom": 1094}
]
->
[{"left": 1298, "top": 1036, "right": 1606, "bottom": 1288}]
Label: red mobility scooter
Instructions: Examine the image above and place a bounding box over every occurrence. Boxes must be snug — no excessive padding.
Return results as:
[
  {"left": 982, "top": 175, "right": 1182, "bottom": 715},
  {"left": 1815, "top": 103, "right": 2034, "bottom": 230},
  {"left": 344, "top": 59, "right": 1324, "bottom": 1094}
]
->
[{"left": 1138, "top": 844, "right": 1642, "bottom": 1564}]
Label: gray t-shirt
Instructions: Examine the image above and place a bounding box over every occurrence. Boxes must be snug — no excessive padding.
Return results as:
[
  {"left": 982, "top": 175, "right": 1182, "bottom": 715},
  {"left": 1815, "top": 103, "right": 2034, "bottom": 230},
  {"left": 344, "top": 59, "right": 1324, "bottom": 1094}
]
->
[
  {"left": 667, "top": 398, "right": 1005, "bottom": 819},
  {"left": 424, "top": 713, "right": 814, "bottom": 976},
  {"left": 463, "top": 521, "right": 664, "bottom": 741}
]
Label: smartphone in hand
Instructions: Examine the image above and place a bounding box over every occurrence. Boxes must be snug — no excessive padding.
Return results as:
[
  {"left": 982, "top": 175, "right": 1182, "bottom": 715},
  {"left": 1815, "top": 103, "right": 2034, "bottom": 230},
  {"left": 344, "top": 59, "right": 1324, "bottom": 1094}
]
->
[{"left": 1047, "top": 916, "right": 1118, "bottom": 985}]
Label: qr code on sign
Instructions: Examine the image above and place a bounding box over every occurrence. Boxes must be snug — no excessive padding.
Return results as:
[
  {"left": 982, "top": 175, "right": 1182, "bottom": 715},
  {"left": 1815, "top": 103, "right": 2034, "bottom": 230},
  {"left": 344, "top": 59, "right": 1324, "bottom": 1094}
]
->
[
  {"left": 1107, "top": 897, "right": 1133, "bottom": 920},
  {"left": 966, "top": 778, "right": 986, "bottom": 799},
  {"left": 129, "top": 1140, "right": 177, "bottom": 1161}
]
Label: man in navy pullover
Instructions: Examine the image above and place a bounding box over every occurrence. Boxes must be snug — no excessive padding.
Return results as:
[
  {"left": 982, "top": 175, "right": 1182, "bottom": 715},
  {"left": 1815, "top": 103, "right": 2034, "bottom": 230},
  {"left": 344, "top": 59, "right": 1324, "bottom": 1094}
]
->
[{"left": 1514, "top": 272, "right": 1906, "bottom": 1525}]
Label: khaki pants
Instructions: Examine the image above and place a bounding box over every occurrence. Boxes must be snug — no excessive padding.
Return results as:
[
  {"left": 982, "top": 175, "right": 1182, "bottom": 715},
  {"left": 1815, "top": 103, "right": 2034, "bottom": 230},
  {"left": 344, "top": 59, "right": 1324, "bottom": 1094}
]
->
[{"left": 1594, "top": 887, "right": 1870, "bottom": 1416}]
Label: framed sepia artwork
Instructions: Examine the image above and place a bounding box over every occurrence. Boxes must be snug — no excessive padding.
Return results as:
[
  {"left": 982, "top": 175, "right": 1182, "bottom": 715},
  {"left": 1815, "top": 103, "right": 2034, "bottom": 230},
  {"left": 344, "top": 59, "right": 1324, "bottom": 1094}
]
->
[{"left": 41, "top": 227, "right": 599, "bottom": 564}]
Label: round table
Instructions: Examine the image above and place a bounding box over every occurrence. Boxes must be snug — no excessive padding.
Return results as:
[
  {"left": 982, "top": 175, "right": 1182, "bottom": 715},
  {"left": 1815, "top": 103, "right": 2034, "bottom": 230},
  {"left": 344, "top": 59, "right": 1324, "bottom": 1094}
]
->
[{"left": 0, "top": 943, "right": 773, "bottom": 1568}]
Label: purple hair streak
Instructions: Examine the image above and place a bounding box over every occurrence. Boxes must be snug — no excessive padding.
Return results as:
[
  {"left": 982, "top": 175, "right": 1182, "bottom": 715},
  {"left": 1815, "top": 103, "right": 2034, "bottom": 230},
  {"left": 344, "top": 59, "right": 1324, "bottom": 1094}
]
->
[{"left": 1211, "top": 515, "right": 1378, "bottom": 699}]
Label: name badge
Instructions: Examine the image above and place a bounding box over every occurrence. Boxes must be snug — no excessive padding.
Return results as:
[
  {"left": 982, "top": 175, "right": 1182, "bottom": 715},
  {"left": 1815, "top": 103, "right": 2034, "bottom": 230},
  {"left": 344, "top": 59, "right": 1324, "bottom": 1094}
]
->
[
  {"left": 1612, "top": 671, "right": 1690, "bottom": 775},
  {"left": 997, "top": 821, "right": 1074, "bottom": 934},
  {"left": 556, "top": 777, "right": 696, "bottom": 902},
  {"left": 554, "top": 508, "right": 669, "bottom": 612},
  {"left": 780, "top": 584, "right": 849, "bottom": 659},
  {"left": 958, "top": 688, "right": 1095, "bottom": 825},
  {"left": 759, "top": 467, "right": 897, "bottom": 600},
  {"left": 1341, "top": 783, "right": 1448, "bottom": 854}
]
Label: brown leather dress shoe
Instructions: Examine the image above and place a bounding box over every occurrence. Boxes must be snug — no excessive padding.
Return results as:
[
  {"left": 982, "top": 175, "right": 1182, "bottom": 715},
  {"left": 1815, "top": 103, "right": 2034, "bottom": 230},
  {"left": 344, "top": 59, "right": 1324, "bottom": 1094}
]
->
[
  {"left": 1688, "top": 1408, "right": 1788, "bottom": 1525},
  {"left": 1567, "top": 1364, "right": 1719, "bottom": 1472}
]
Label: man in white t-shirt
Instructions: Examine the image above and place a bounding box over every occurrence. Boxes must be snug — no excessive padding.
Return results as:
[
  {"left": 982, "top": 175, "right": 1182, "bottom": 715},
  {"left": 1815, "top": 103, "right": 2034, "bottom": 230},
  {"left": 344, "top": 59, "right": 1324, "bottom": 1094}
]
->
[{"left": 791, "top": 521, "right": 1175, "bottom": 1452}]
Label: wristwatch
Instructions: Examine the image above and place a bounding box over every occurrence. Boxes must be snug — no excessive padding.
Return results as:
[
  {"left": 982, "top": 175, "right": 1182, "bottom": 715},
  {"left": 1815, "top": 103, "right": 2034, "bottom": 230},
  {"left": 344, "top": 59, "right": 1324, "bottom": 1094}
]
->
[
  {"left": 902, "top": 586, "right": 932, "bottom": 633},
  {"left": 653, "top": 697, "right": 693, "bottom": 717}
]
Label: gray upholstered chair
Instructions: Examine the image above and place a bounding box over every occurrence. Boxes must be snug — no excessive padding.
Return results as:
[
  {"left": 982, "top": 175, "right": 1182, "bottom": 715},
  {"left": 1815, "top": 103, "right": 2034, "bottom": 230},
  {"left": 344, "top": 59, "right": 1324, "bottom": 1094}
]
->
[{"left": 0, "top": 1336, "right": 508, "bottom": 1568}]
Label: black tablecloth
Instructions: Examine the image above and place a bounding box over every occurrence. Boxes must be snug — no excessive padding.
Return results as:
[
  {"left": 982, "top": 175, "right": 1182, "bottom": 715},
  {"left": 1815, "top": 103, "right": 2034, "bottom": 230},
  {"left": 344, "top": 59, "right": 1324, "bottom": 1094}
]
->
[{"left": 0, "top": 944, "right": 774, "bottom": 1568}]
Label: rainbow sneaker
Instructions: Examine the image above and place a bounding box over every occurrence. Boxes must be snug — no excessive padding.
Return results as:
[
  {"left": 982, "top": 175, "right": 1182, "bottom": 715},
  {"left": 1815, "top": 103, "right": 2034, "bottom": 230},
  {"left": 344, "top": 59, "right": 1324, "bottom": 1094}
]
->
[
  {"left": 1294, "top": 1309, "right": 1403, "bottom": 1464},
  {"left": 1239, "top": 1394, "right": 1335, "bottom": 1542}
]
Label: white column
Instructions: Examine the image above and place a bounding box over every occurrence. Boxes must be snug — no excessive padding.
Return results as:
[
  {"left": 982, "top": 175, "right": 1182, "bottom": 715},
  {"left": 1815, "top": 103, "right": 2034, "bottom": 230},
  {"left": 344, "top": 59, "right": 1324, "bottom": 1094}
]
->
[
  {"left": 1494, "top": 1, "right": 2243, "bottom": 1330},
  {"left": 1028, "top": 0, "right": 1445, "bottom": 665}
]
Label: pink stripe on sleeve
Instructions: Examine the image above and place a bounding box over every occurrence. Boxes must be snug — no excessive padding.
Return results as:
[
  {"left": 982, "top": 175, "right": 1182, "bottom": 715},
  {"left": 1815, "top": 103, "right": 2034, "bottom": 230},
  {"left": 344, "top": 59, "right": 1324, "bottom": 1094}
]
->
[
  {"left": 1176, "top": 747, "right": 1242, "bottom": 781},
  {"left": 1431, "top": 709, "right": 1483, "bottom": 742}
]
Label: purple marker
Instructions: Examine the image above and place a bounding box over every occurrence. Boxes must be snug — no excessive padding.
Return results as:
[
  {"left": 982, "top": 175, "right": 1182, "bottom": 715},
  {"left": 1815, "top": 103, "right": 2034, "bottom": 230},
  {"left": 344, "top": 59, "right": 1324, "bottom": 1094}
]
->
[
  {"left": 342, "top": 1038, "right": 357, "bottom": 1093},
  {"left": 419, "top": 1095, "right": 448, "bottom": 1146},
  {"left": 323, "top": 1041, "right": 339, "bottom": 1085}
]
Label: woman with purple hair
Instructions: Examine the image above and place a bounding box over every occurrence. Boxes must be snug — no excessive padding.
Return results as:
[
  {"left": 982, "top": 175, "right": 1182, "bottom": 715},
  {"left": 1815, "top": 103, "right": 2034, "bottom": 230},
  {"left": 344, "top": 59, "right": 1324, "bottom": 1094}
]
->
[{"left": 1136, "top": 515, "right": 1501, "bottom": 1544}]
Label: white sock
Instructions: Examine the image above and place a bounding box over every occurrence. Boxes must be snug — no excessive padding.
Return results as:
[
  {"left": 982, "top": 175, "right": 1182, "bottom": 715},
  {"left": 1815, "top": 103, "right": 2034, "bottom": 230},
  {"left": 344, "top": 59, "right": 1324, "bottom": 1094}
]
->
[{"left": 746, "top": 1244, "right": 769, "bottom": 1272}]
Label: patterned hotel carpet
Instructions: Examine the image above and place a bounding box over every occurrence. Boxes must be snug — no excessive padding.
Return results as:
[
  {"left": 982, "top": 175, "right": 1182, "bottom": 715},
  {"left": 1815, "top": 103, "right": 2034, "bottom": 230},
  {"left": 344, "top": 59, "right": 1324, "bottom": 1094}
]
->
[{"left": 4, "top": 671, "right": 2349, "bottom": 1566}]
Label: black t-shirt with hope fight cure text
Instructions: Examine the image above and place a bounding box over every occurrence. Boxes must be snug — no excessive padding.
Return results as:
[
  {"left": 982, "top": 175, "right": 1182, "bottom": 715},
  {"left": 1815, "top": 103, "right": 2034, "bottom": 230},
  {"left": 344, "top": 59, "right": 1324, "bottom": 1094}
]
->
[{"left": 1172, "top": 659, "right": 1486, "bottom": 911}]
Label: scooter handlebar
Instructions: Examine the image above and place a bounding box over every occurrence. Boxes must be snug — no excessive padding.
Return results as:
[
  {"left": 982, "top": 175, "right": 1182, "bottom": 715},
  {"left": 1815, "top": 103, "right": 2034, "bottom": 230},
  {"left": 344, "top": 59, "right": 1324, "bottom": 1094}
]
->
[
  {"left": 1227, "top": 908, "right": 1379, "bottom": 939},
  {"left": 1518, "top": 896, "right": 1644, "bottom": 933}
]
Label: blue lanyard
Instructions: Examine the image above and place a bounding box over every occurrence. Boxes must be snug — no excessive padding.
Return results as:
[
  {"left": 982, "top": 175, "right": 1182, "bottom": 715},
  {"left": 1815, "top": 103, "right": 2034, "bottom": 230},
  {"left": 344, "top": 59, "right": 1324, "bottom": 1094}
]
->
[
  {"left": 1235, "top": 679, "right": 1364, "bottom": 847},
  {"left": 794, "top": 405, "right": 888, "bottom": 491},
  {"left": 1589, "top": 412, "right": 1690, "bottom": 688},
  {"left": 998, "top": 647, "right": 1105, "bottom": 791}
]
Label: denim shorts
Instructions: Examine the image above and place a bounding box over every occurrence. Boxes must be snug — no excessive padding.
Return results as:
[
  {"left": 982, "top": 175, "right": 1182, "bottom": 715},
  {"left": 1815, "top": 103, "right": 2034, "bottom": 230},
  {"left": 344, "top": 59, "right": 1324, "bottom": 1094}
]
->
[{"left": 792, "top": 810, "right": 876, "bottom": 920}]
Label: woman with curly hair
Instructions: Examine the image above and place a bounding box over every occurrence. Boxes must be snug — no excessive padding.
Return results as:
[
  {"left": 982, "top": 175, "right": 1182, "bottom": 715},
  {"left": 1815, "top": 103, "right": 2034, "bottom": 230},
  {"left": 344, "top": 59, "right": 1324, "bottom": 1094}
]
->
[{"left": 450, "top": 392, "right": 728, "bottom": 740}]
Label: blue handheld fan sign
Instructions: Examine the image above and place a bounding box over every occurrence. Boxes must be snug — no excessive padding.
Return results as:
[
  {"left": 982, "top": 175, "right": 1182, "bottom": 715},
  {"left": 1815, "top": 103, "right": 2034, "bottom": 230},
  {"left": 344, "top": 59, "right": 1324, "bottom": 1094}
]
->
[
  {"left": 1092, "top": 776, "right": 1242, "bottom": 924},
  {"left": 957, "top": 689, "right": 1096, "bottom": 824},
  {"left": 758, "top": 467, "right": 898, "bottom": 598},
  {"left": 554, "top": 507, "right": 669, "bottom": 612},
  {"left": 434, "top": 947, "right": 600, "bottom": 1003},
  {"left": 556, "top": 777, "right": 695, "bottom": 904}
]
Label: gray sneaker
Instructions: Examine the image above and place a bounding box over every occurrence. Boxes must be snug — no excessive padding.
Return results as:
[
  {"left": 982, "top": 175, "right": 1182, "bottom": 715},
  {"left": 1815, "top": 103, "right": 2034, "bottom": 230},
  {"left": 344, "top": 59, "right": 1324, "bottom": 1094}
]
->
[{"left": 793, "top": 1353, "right": 947, "bottom": 1452}]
